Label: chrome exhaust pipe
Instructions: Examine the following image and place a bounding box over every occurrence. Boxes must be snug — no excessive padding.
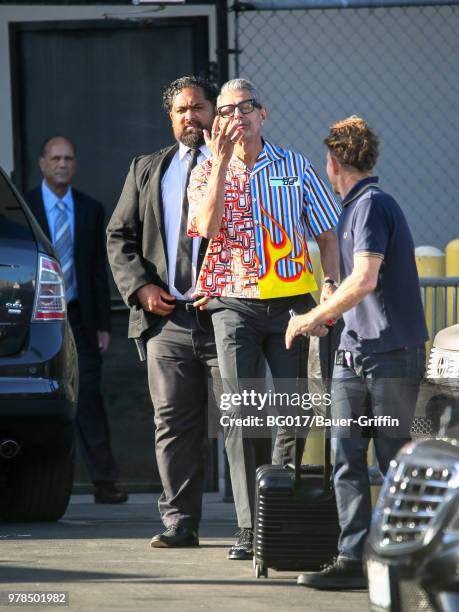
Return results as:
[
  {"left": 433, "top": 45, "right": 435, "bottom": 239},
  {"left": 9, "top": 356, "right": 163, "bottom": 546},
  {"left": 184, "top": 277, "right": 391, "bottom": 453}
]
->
[{"left": 0, "top": 439, "right": 21, "bottom": 460}]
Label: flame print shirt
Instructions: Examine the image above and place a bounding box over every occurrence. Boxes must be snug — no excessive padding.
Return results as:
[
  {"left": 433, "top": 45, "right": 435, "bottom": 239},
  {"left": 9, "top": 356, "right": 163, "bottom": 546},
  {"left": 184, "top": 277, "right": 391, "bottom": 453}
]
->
[{"left": 187, "top": 140, "right": 341, "bottom": 299}]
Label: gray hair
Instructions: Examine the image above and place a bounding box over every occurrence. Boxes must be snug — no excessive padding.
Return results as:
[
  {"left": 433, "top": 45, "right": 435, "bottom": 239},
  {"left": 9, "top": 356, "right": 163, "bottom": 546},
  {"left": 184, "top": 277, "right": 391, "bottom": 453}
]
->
[{"left": 217, "top": 78, "right": 262, "bottom": 107}]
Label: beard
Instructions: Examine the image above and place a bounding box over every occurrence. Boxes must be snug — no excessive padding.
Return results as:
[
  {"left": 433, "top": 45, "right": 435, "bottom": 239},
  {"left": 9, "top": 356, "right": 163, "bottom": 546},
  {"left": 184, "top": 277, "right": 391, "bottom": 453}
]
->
[{"left": 179, "top": 125, "right": 206, "bottom": 149}]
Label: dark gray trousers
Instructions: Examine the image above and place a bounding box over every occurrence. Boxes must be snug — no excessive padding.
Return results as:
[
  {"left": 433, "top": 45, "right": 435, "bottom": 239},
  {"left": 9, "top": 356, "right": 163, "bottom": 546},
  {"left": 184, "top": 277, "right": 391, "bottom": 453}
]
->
[
  {"left": 209, "top": 294, "right": 315, "bottom": 528},
  {"left": 146, "top": 305, "right": 219, "bottom": 530},
  {"left": 68, "top": 302, "right": 119, "bottom": 484}
]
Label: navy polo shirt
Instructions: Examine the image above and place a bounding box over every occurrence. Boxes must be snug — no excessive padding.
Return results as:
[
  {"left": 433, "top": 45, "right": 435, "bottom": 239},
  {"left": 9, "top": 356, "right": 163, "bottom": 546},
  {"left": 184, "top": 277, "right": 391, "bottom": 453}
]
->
[{"left": 338, "top": 176, "right": 428, "bottom": 353}]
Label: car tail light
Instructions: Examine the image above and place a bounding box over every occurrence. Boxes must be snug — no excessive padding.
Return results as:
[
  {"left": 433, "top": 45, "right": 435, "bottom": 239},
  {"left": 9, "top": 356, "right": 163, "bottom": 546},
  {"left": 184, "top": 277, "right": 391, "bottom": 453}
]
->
[{"left": 32, "top": 254, "right": 66, "bottom": 320}]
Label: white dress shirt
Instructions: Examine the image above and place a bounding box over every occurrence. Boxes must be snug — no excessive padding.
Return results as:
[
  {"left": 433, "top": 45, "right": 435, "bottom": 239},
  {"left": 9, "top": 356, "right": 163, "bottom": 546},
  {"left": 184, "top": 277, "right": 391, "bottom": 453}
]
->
[{"left": 161, "top": 142, "right": 211, "bottom": 300}]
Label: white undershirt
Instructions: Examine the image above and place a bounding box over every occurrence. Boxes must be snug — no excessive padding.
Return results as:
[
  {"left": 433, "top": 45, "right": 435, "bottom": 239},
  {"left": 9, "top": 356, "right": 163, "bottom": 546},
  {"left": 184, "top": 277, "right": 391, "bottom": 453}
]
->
[{"left": 161, "top": 142, "right": 210, "bottom": 299}]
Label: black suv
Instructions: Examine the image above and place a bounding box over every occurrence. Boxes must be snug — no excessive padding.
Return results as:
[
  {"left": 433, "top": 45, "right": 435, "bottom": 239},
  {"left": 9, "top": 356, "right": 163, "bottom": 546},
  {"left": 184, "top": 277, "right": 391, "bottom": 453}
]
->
[
  {"left": 366, "top": 435, "right": 459, "bottom": 612},
  {"left": 0, "top": 167, "right": 78, "bottom": 522}
]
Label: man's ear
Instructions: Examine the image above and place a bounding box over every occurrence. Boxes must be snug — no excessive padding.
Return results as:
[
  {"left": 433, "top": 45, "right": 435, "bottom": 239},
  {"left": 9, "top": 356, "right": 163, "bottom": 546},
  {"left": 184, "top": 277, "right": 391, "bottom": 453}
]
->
[
  {"left": 38, "top": 157, "right": 45, "bottom": 173},
  {"left": 330, "top": 154, "right": 341, "bottom": 174},
  {"left": 260, "top": 106, "right": 268, "bottom": 123}
]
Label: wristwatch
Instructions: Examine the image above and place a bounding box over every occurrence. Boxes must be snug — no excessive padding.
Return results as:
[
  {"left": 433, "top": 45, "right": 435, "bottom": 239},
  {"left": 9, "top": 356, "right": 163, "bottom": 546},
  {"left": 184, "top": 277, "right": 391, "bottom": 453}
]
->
[{"left": 323, "top": 277, "right": 339, "bottom": 289}]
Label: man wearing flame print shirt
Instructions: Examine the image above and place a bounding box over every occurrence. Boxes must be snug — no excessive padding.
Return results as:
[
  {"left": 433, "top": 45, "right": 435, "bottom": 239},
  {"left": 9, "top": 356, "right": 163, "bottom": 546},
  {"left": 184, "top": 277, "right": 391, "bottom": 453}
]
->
[{"left": 188, "top": 78, "right": 341, "bottom": 560}]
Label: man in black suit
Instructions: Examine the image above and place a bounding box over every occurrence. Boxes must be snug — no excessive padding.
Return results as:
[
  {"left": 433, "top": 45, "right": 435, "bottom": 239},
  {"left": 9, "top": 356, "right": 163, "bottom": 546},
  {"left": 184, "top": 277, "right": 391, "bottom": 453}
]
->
[
  {"left": 107, "top": 76, "right": 219, "bottom": 548},
  {"left": 26, "top": 136, "right": 127, "bottom": 504}
]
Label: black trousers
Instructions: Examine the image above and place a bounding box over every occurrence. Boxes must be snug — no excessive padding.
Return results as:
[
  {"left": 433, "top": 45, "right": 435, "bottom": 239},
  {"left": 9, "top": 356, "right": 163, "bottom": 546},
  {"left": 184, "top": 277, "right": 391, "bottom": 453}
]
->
[
  {"left": 68, "top": 302, "right": 118, "bottom": 484},
  {"left": 209, "top": 293, "right": 315, "bottom": 528},
  {"left": 146, "top": 305, "right": 219, "bottom": 530}
]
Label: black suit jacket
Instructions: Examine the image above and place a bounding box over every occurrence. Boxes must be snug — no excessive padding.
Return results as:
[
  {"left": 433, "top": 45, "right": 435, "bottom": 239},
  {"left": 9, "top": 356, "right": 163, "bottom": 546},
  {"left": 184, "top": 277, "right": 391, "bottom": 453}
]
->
[
  {"left": 26, "top": 186, "right": 111, "bottom": 340},
  {"left": 106, "top": 144, "right": 207, "bottom": 341}
]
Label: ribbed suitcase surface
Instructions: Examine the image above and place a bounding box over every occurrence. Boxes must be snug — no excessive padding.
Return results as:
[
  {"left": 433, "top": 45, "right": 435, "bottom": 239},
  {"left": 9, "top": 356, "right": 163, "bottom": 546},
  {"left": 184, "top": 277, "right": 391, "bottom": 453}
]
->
[
  {"left": 254, "top": 464, "right": 340, "bottom": 573},
  {"left": 252, "top": 327, "right": 341, "bottom": 578}
]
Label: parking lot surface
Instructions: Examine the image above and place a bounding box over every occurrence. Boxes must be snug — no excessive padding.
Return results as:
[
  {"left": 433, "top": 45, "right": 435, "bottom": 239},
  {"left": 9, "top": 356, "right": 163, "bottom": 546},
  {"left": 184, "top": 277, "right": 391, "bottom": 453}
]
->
[{"left": 1, "top": 493, "right": 369, "bottom": 611}]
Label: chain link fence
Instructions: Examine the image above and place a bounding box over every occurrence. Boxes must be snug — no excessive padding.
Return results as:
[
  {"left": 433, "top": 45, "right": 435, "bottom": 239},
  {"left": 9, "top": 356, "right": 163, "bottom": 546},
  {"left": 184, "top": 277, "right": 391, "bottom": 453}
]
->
[{"left": 232, "top": 3, "right": 459, "bottom": 249}]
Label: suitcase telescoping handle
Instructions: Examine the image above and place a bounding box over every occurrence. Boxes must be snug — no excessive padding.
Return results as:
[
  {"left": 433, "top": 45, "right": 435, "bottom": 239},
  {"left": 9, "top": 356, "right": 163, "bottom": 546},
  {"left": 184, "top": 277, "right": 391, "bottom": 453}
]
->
[
  {"left": 293, "top": 332, "right": 306, "bottom": 489},
  {"left": 291, "top": 312, "right": 333, "bottom": 491}
]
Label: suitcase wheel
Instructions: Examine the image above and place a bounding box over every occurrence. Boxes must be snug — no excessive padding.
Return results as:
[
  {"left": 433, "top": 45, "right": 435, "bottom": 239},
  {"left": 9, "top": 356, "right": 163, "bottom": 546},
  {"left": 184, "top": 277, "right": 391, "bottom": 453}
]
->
[{"left": 255, "top": 563, "right": 268, "bottom": 579}]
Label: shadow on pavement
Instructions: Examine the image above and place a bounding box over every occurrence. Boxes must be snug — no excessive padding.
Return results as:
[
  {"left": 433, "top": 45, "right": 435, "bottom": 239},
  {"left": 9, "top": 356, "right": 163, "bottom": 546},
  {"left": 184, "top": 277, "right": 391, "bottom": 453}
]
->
[
  {"left": 0, "top": 565, "right": 301, "bottom": 586},
  {"left": 0, "top": 520, "right": 237, "bottom": 540}
]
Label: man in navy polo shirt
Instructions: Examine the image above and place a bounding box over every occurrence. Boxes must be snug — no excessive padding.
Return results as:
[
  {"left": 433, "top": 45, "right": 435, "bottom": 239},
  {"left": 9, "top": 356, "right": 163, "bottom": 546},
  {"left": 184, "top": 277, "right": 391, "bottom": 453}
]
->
[{"left": 285, "top": 115, "right": 428, "bottom": 590}]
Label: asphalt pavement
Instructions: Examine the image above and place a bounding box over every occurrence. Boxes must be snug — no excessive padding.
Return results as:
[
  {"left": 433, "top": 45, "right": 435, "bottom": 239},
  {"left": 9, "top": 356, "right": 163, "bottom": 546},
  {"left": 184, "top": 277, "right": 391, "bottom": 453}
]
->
[{"left": 0, "top": 493, "right": 369, "bottom": 611}]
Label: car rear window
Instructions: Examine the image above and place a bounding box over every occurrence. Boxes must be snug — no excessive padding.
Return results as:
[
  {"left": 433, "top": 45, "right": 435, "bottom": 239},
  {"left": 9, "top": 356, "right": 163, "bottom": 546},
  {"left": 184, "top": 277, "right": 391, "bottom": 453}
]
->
[{"left": 0, "top": 172, "right": 34, "bottom": 240}]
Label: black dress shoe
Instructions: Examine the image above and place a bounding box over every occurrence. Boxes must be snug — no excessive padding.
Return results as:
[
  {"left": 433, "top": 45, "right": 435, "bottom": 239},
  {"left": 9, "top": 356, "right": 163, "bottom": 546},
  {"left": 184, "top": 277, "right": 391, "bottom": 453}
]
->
[
  {"left": 227, "top": 528, "right": 253, "bottom": 560},
  {"left": 150, "top": 525, "right": 199, "bottom": 548},
  {"left": 94, "top": 483, "right": 128, "bottom": 504},
  {"left": 297, "top": 557, "right": 367, "bottom": 590}
]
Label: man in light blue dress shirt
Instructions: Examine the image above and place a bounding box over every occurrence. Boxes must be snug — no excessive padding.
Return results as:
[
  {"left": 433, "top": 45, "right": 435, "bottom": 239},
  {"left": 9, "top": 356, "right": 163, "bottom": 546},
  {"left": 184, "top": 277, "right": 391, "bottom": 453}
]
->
[{"left": 27, "top": 136, "right": 127, "bottom": 504}]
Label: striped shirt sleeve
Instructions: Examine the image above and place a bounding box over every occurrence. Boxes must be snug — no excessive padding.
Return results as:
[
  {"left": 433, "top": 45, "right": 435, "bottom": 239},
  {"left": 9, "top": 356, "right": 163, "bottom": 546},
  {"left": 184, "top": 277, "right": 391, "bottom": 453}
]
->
[{"left": 302, "top": 160, "right": 341, "bottom": 237}]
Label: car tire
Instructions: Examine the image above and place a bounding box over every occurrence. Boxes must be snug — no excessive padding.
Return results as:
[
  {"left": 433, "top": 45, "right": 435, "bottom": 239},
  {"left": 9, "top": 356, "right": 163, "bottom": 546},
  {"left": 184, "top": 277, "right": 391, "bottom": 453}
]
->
[{"left": 0, "top": 444, "right": 75, "bottom": 522}]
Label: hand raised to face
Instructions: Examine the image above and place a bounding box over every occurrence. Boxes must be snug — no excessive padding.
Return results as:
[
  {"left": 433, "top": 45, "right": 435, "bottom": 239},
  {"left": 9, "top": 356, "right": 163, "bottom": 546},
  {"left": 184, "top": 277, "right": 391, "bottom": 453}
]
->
[{"left": 203, "top": 115, "right": 244, "bottom": 163}]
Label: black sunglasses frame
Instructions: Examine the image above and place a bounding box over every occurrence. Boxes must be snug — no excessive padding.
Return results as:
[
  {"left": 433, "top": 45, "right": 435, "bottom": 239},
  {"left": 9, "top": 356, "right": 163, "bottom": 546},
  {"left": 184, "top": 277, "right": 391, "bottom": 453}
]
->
[{"left": 217, "top": 98, "right": 262, "bottom": 118}]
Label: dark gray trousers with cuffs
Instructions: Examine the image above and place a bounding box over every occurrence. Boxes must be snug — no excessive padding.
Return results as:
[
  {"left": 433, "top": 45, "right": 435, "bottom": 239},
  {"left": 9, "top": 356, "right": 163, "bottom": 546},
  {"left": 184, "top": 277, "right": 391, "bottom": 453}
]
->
[
  {"left": 146, "top": 305, "right": 219, "bottom": 530},
  {"left": 68, "top": 302, "right": 119, "bottom": 484}
]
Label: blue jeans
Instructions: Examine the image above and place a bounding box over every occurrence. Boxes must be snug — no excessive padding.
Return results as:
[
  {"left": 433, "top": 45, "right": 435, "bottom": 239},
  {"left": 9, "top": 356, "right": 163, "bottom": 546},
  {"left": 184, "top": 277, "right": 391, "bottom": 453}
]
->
[{"left": 331, "top": 346, "right": 425, "bottom": 561}]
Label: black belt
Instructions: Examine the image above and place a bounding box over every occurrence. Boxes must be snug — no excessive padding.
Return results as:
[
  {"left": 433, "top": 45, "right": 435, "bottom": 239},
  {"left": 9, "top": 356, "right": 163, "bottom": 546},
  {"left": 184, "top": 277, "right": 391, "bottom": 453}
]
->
[
  {"left": 173, "top": 300, "right": 196, "bottom": 312},
  {"left": 171, "top": 299, "right": 212, "bottom": 331}
]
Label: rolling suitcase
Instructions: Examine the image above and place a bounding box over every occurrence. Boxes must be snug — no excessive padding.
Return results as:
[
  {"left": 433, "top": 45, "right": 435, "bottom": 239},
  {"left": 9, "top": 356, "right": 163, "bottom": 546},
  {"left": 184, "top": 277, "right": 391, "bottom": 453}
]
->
[{"left": 253, "top": 330, "right": 340, "bottom": 579}]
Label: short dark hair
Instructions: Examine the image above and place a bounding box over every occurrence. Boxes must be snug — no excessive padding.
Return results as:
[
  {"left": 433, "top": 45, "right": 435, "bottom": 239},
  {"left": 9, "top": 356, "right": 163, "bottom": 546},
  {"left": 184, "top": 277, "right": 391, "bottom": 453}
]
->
[
  {"left": 40, "top": 136, "right": 76, "bottom": 158},
  {"left": 162, "top": 76, "right": 218, "bottom": 112},
  {"left": 324, "top": 115, "right": 379, "bottom": 172}
]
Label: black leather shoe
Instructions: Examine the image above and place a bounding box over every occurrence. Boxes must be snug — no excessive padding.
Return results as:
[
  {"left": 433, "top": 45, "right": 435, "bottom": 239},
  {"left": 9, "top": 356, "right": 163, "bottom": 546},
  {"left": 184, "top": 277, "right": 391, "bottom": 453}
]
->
[
  {"left": 227, "top": 528, "right": 253, "bottom": 560},
  {"left": 150, "top": 525, "right": 199, "bottom": 548},
  {"left": 94, "top": 483, "right": 128, "bottom": 504},
  {"left": 297, "top": 557, "right": 367, "bottom": 590}
]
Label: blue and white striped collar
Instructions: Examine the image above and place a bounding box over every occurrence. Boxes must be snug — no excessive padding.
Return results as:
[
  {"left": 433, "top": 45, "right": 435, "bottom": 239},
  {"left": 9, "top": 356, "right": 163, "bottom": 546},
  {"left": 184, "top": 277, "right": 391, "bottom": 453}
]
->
[
  {"left": 228, "top": 139, "right": 288, "bottom": 174},
  {"left": 262, "top": 140, "right": 288, "bottom": 162},
  {"left": 251, "top": 139, "right": 287, "bottom": 175}
]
